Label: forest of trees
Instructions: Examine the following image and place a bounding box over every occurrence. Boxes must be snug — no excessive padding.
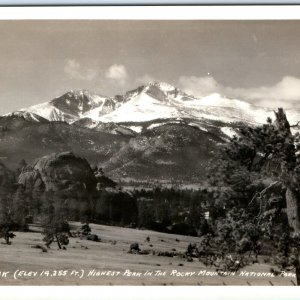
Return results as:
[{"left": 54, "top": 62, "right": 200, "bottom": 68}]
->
[
  {"left": 1, "top": 108, "right": 300, "bottom": 284},
  {"left": 0, "top": 165, "right": 212, "bottom": 242},
  {"left": 204, "top": 108, "right": 300, "bottom": 284}
]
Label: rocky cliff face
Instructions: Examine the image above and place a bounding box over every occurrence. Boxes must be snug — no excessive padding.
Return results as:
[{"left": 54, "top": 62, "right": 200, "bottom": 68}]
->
[
  {"left": 18, "top": 152, "right": 97, "bottom": 194},
  {"left": 18, "top": 166, "right": 44, "bottom": 192},
  {"left": 33, "top": 152, "right": 97, "bottom": 193}
]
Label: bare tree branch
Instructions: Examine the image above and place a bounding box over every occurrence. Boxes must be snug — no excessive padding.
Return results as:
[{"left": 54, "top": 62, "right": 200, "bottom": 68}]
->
[
  {"left": 290, "top": 121, "right": 300, "bottom": 128},
  {"left": 248, "top": 181, "right": 280, "bottom": 207}
]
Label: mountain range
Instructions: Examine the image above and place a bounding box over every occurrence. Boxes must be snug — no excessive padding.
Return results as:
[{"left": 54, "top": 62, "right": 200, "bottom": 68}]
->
[{"left": 1, "top": 81, "right": 299, "bottom": 183}]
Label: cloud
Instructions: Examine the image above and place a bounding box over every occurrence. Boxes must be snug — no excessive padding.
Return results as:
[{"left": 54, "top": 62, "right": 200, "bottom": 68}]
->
[
  {"left": 105, "top": 64, "right": 128, "bottom": 86},
  {"left": 135, "top": 74, "right": 156, "bottom": 86},
  {"left": 178, "top": 76, "right": 221, "bottom": 98},
  {"left": 178, "top": 75, "right": 300, "bottom": 109},
  {"left": 229, "top": 76, "right": 300, "bottom": 106},
  {"left": 64, "top": 59, "right": 98, "bottom": 81}
]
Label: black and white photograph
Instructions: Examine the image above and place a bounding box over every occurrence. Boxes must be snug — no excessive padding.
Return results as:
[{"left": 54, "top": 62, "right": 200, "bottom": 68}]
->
[{"left": 1, "top": 12, "right": 300, "bottom": 287}]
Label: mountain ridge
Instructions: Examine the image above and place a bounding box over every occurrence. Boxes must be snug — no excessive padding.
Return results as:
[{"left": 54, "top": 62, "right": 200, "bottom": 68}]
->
[
  {"left": 1, "top": 81, "right": 274, "bottom": 123},
  {"left": 5, "top": 81, "right": 300, "bottom": 129}
]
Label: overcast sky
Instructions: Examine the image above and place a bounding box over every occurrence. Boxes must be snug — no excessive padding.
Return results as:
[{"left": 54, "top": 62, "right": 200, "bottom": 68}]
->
[{"left": 1, "top": 20, "right": 300, "bottom": 114}]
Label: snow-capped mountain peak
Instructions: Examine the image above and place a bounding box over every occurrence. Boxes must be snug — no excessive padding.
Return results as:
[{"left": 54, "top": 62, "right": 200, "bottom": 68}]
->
[
  {"left": 146, "top": 81, "right": 177, "bottom": 92},
  {"left": 51, "top": 89, "right": 108, "bottom": 111},
  {"left": 10, "top": 90, "right": 110, "bottom": 123},
  {"left": 5, "top": 81, "right": 300, "bottom": 129}
]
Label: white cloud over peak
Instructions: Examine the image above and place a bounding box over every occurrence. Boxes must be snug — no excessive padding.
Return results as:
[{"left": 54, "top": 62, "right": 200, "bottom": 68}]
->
[
  {"left": 178, "top": 75, "right": 300, "bottom": 109},
  {"left": 178, "top": 76, "right": 220, "bottom": 97},
  {"left": 135, "top": 74, "right": 156, "bottom": 86},
  {"left": 64, "top": 59, "right": 98, "bottom": 81},
  {"left": 230, "top": 76, "right": 300, "bottom": 104},
  {"left": 105, "top": 64, "right": 128, "bottom": 86}
]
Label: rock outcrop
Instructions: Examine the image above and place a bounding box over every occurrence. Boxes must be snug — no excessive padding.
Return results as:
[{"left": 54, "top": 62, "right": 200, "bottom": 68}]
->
[
  {"left": 18, "top": 152, "right": 97, "bottom": 194},
  {"left": 18, "top": 166, "right": 44, "bottom": 192},
  {"left": 33, "top": 152, "right": 97, "bottom": 193}
]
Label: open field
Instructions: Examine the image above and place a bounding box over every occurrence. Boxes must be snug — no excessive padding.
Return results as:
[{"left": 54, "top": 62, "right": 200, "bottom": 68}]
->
[{"left": 0, "top": 223, "right": 296, "bottom": 285}]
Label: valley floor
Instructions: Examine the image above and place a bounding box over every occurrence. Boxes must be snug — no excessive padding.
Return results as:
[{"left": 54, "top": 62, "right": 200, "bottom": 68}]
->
[{"left": 0, "top": 223, "right": 296, "bottom": 286}]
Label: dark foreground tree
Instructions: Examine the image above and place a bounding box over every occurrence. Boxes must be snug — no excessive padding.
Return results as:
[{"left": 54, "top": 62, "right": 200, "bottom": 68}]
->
[
  {"left": 41, "top": 191, "right": 70, "bottom": 249},
  {"left": 208, "top": 108, "right": 300, "bottom": 284},
  {"left": 13, "top": 184, "right": 30, "bottom": 231},
  {"left": 0, "top": 194, "right": 16, "bottom": 244},
  {"left": 0, "top": 163, "right": 17, "bottom": 244}
]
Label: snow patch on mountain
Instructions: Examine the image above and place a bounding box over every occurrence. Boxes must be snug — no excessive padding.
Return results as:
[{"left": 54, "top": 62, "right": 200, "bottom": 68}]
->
[
  {"left": 83, "top": 99, "right": 117, "bottom": 120},
  {"left": 187, "top": 122, "right": 209, "bottom": 132},
  {"left": 98, "top": 93, "right": 180, "bottom": 123},
  {"left": 149, "top": 81, "right": 176, "bottom": 92},
  {"left": 4, "top": 111, "right": 47, "bottom": 122},
  {"left": 58, "top": 90, "right": 106, "bottom": 107},
  {"left": 19, "top": 102, "right": 68, "bottom": 122},
  {"left": 197, "top": 93, "right": 251, "bottom": 110},
  {"left": 127, "top": 126, "right": 143, "bottom": 133},
  {"left": 148, "top": 123, "right": 168, "bottom": 130},
  {"left": 221, "top": 127, "right": 237, "bottom": 138}
]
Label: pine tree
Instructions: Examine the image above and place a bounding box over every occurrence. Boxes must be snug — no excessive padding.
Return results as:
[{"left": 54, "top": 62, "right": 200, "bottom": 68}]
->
[
  {"left": 0, "top": 186, "right": 16, "bottom": 244},
  {"left": 208, "top": 108, "right": 300, "bottom": 284},
  {"left": 0, "top": 163, "right": 17, "bottom": 244},
  {"left": 13, "top": 184, "right": 30, "bottom": 231},
  {"left": 41, "top": 190, "right": 70, "bottom": 249}
]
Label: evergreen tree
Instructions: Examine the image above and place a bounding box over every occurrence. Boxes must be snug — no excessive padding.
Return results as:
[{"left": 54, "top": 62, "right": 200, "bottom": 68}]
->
[
  {"left": 207, "top": 108, "right": 300, "bottom": 284},
  {"left": 41, "top": 190, "right": 70, "bottom": 249},
  {"left": 0, "top": 192, "right": 16, "bottom": 244},
  {"left": 13, "top": 184, "right": 30, "bottom": 231},
  {"left": 0, "top": 163, "right": 17, "bottom": 244}
]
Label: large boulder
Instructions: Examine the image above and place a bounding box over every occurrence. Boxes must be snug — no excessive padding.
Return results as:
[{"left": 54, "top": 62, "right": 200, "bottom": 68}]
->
[
  {"left": 18, "top": 166, "right": 44, "bottom": 191},
  {"left": 18, "top": 152, "right": 97, "bottom": 194},
  {"left": 33, "top": 152, "right": 97, "bottom": 193}
]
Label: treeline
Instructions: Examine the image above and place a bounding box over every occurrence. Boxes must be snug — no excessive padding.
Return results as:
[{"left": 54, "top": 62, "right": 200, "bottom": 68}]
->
[
  {"left": 134, "top": 188, "right": 213, "bottom": 236},
  {"left": 0, "top": 160, "right": 215, "bottom": 244}
]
